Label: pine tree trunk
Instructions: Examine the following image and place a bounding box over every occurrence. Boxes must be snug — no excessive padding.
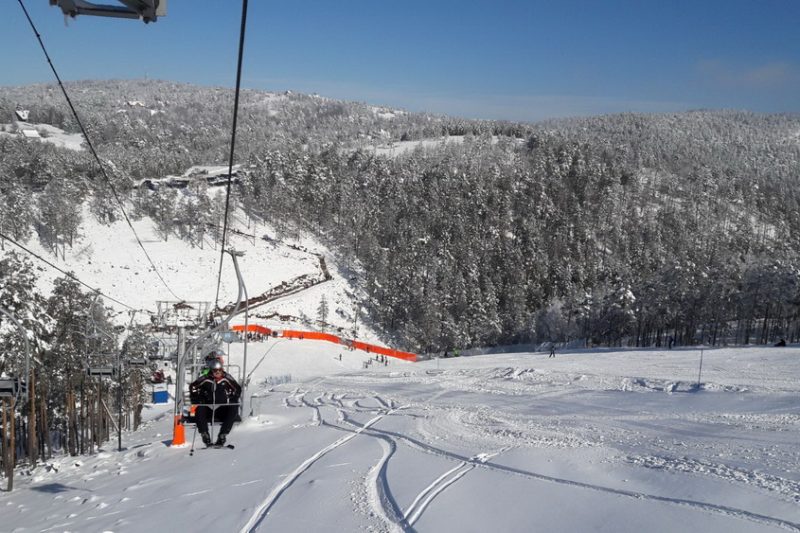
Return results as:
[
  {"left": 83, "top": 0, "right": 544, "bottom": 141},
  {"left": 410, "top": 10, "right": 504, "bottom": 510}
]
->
[
  {"left": 28, "top": 370, "right": 37, "bottom": 467},
  {"left": 2, "top": 398, "right": 7, "bottom": 486},
  {"left": 89, "top": 388, "right": 96, "bottom": 453},
  {"left": 7, "top": 398, "right": 16, "bottom": 491},
  {"left": 80, "top": 380, "right": 87, "bottom": 455},
  {"left": 40, "top": 383, "right": 50, "bottom": 460},
  {"left": 67, "top": 386, "right": 77, "bottom": 456}
]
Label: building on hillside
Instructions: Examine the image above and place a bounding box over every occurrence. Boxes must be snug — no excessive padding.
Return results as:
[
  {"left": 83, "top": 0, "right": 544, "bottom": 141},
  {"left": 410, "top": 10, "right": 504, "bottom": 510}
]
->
[
  {"left": 20, "top": 129, "right": 41, "bottom": 139},
  {"left": 15, "top": 109, "right": 29, "bottom": 121},
  {"left": 136, "top": 165, "right": 241, "bottom": 191}
]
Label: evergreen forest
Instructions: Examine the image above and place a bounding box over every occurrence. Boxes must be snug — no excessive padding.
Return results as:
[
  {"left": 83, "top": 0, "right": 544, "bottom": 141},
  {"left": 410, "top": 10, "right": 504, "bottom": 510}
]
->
[{"left": 2, "top": 80, "right": 800, "bottom": 357}]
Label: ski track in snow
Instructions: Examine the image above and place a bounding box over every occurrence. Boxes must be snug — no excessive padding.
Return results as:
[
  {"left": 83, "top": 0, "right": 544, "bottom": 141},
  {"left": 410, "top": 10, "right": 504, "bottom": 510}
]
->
[
  {"left": 293, "top": 385, "right": 800, "bottom": 532},
  {"left": 403, "top": 461, "right": 475, "bottom": 526},
  {"left": 365, "top": 433, "right": 406, "bottom": 533},
  {"left": 329, "top": 394, "right": 800, "bottom": 533},
  {"left": 346, "top": 422, "right": 800, "bottom": 532},
  {"left": 239, "top": 401, "right": 409, "bottom": 532}
]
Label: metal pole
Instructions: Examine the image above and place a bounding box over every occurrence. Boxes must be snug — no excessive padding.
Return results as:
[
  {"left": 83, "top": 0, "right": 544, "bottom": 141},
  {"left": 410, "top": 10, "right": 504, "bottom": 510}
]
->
[
  {"left": 697, "top": 349, "right": 704, "bottom": 388},
  {"left": 8, "top": 397, "right": 15, "bottom": 491},
  {"left": 115, "top": 310, "right": 137, "bottom": 452},
  {"left": 174, "top": 327, "right": 186, "bottom": 421},
  {"left": 227, "top": 250, "right": 249, "bottom": 418},
  {"left": 117, "top": 355, "right": 122, "bottom": 451}
]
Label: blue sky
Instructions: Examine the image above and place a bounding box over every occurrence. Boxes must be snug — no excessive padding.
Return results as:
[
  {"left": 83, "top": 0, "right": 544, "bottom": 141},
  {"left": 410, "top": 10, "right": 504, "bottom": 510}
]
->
[{"left": 2, "top": 0, "right": 799, "bottom": 122}]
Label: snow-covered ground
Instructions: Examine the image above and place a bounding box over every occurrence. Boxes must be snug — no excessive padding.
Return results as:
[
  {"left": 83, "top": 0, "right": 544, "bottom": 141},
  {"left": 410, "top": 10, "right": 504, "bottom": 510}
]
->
[
  {"left": 363, "top": 136, "right": 466, "bottom": 157},
  {"left": 0, "top": 121, "right": 85, "bottom": 151},
  {"left": 361, "top": 135, "right": 524, "bottom": 158},
  {"left": 2, "top": 343, "right": 798, "bottom": 532}
]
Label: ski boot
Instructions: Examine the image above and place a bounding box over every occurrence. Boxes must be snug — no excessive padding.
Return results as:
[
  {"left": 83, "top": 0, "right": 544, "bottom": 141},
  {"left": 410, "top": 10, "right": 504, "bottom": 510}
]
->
[
  {"left": 215, "top": 432, "right": 227, "bottom": 447},
  {"left": 200, "top": 432, "right": 212, "bottom": 447}
]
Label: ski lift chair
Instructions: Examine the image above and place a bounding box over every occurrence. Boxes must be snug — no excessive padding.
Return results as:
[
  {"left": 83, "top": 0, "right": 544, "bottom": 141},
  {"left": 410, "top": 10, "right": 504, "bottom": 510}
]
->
[
  {"left": 50, "top": 0, "right": 166, "bottom": 23},
  {"left": 181, "top": 359, "right": 243, "bottom": 441}
]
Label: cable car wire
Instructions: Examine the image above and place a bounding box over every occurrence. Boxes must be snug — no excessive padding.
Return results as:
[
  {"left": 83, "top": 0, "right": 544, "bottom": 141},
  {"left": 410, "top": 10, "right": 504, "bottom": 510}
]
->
[
  {"left": 17, "top": 0, "right": 182, "bottom": 301},
  {"left": 0, "top": 229, "right": 152, "bottom": 314},
  {"left": 213, "top": 0, "right": 249, "bottom": 309}
]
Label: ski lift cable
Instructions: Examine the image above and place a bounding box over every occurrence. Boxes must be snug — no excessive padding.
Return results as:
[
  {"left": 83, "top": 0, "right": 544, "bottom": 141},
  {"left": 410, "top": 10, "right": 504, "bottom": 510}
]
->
[
  {"left": 243, "top": 338, "right": 287, "bottom": 389},
  {"left": 0, "top": 229, "right": 153, "bottom": 315},
  {"left": 213, "top": 0, "right": 249, "bottom": 309},
  {"left": 16, "top": 0, "right": 182, "bottom": 302}
]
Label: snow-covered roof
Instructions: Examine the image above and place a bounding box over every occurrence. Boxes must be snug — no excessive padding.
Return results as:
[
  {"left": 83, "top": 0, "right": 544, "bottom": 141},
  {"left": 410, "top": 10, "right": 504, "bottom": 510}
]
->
[{"left": 136, "top": 165, "right": 242, "bottom": 189}]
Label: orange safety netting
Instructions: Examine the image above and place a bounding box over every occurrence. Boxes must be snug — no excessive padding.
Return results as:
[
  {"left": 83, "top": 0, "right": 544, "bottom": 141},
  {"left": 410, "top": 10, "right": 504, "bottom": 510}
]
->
[
  {"left": 231, "top": 324, "right": 273, "bottom": 336},
  {"left": 230, "top": 324, "right": 416, "bottom": 361}
]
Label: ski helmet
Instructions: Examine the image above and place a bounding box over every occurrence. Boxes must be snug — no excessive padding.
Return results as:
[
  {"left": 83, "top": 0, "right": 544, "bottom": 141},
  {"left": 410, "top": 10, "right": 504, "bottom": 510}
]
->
[{"left": 207, "top": 359, "right": 224, "bottom": 371}]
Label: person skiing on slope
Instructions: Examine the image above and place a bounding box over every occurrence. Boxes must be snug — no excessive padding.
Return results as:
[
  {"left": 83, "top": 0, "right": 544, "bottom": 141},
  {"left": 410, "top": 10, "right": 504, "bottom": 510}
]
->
[{"left": 190, "top": 358, "right": 241, "bottom": 447}]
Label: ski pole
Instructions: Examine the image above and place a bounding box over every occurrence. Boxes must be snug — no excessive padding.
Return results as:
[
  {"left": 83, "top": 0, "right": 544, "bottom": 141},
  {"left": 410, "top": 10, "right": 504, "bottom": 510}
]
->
[
  {"left": 189, "top": 424, "right": 198, "bottom": 456},
  {"left": 211, "top": 400, "right": 216, "bottom": 443}
]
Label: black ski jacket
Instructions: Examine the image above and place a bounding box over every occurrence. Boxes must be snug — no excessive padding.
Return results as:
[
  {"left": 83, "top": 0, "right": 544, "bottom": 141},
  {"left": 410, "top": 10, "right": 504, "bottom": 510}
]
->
[{"left": 189, "top": 372, "right": 241, "bottom": 405}]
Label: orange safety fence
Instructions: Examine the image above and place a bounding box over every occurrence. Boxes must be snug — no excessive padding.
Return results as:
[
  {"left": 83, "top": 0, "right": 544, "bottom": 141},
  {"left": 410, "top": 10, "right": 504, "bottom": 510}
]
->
[
  {"left": 350, "top": 340, "right": 418, "bottom": 362},
  {"left": 281, "top": 330, "right": 341, "bottom": 344},
  {"left": 231, "top": 324, "right": 272, "bottom": 336},
  {"left": 230, "top": 324, "right": 416, "bottom": 362}
]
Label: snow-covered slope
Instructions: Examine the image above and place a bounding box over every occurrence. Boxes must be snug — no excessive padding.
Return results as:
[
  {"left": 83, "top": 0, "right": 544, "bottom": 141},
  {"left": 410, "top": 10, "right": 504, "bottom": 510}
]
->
[
  {"left": 0, "top": 121, "right": 85, "bottom": 151},
  {"left": 2, "top": 344, "right": 799, "bottom": 532},
  {"left": 1, "top": 202, "right": 381, "bottom": 343}
]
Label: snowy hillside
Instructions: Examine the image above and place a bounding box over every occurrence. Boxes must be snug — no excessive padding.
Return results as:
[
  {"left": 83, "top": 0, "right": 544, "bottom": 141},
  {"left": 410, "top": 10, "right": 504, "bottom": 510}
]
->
[
  {"left": 2, "top": 343, "right": 799, "bottom": 532},
  {"left": 0, "top": 200, "right": 382, "bottom": 343},
  {"left": 0, "top": 121, "right": 85, "bottom": 151}
]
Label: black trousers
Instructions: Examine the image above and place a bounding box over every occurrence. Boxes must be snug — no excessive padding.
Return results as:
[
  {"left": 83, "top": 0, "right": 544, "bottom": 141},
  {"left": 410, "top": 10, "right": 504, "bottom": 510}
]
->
[{"left": 195, "top": 404, "right": 237, "bottom": 435}]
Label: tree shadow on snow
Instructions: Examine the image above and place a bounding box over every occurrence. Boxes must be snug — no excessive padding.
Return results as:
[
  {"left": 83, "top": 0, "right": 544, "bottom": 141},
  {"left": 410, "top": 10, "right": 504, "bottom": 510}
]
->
[{"left": 31, "top": 482, "right": 91, "bottom": 493}]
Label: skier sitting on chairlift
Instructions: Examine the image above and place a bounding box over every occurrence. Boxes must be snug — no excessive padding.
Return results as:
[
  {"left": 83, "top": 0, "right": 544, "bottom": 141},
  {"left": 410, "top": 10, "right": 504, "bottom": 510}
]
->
[
  {"left": 190, "top": 358, "right": 241, "bottom": 447},
  {"left": 198, "top": 349, "right": 225, "bottom": 377}
]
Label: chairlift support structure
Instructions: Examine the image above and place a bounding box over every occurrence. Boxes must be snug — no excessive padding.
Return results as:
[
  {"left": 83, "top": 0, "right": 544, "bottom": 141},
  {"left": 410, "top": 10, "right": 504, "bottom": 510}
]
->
[
  {"left": 88, "top": 294, "right": 138, "bottom": 451},
  {"left": 171, "top": 249, "right": 249, "bottom": 447},
  {"left": 49, "top": 0, "right": 166, "bottom": 23},
  {"left": 0, "top": 306, "right": 31, "bottom": 404}
]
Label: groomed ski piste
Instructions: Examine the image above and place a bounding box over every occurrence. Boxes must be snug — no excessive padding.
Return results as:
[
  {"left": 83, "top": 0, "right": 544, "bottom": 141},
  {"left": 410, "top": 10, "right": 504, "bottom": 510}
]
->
[{"left": 2, "top": 342, "right": 799, "bottom": 532}]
